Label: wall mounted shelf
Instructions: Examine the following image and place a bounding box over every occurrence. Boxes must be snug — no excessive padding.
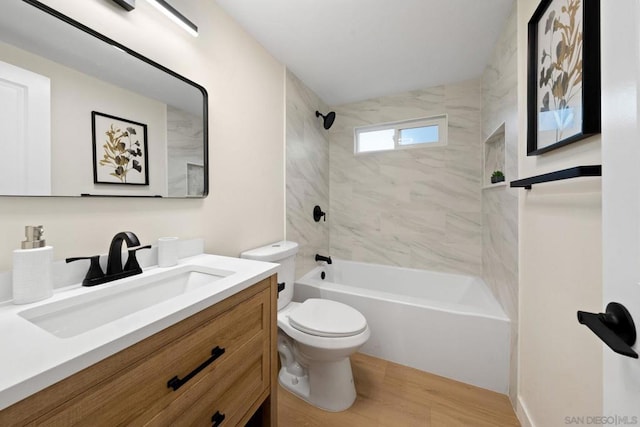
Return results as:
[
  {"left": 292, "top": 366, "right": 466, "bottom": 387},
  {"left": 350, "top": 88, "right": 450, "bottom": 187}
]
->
[
  {"left": 483, "top": 123, "right": 506, "bottom": 187},
  {"left": 510, "top": 165, "right": 601, "bottom": 190},
  {"left": 482, "top": 182, "right": 507, "bottom": 190}
]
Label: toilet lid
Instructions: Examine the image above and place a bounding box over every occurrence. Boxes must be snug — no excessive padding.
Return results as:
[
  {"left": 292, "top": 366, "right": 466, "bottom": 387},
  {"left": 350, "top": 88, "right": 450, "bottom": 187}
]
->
[{"left": 288, "top": 299, "right": 367, "bottom": 338}]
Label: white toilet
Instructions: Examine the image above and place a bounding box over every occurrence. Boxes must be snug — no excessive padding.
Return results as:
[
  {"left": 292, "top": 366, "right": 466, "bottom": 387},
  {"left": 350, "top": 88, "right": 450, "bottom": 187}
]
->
[{"left": 241, "top": 241, "right": 370, "bottom": 412}]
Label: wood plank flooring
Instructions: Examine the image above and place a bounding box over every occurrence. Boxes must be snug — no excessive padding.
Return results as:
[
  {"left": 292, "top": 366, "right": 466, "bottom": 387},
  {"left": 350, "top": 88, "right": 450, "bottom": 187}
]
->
[{"left": 278, "top": 352, "right": 520, "bottom": 427}]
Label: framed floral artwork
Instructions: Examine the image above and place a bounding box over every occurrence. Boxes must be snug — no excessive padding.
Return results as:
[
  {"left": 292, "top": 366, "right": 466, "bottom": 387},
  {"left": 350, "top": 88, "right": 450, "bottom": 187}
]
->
[
  {"left": 92, "top": 111, "right": 149, "bottom": 185},
  {"left": 527, "top": 0, "right": 600, "bottom": 155}
]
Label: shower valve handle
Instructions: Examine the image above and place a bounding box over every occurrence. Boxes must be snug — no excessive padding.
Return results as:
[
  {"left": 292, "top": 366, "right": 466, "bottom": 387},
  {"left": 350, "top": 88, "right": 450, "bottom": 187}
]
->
[{"left": 313, "top": 205, "right": 326, "bottom": 222}]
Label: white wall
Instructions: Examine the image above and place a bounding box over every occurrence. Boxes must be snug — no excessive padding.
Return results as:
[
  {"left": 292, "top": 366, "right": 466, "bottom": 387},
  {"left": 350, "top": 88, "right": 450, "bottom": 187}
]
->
[
  {"left": 0, "top": 1, "right": 285, "bottom": 274},
  {"left": 516, "top": 0, "right": 602, "bottom": 425}
]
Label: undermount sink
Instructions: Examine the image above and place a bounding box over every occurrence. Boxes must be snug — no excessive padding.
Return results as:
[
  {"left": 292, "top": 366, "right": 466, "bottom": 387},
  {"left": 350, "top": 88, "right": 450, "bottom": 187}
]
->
[{"left": 18, "top": 265, "right": 233, "bottom": 338}]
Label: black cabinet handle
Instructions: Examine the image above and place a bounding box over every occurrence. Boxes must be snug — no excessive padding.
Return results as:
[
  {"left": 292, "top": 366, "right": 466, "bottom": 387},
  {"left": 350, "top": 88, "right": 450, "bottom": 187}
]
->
[
  {"left": 167, "top": 346, "right": 225, "bottom": 391},
  {"left": 577, "top": 302, "right": 638, "bottom": 358},
  {"left": 211, "top": 410, "right": 225, "bottom": 426}
]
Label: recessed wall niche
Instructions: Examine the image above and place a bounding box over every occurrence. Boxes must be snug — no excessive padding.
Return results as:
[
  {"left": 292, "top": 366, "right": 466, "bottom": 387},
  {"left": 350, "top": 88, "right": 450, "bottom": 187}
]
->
[{"left": 483, "top": 122, "right": 506, "bottom": 188}]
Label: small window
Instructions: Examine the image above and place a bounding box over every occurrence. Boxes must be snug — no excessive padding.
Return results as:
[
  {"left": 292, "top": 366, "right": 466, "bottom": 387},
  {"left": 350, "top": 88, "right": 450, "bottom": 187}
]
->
[{"left": 355, "top": 115, "right": 447, "bottom": 154}]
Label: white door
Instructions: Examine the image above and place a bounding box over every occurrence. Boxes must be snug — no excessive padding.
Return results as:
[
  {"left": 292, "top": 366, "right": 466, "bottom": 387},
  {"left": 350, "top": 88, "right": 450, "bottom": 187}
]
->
[
  {"left": 0, "top": 60, "right": 50, "bottom": 195},
  {"left": 601, "top": 0, "right": 640, "bottom": 418}
]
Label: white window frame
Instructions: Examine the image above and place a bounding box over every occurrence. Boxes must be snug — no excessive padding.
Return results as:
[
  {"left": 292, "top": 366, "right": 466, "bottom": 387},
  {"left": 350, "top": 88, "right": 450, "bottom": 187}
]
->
[{"left": 354, "top": 114, "right": 448, "bottom": 155}]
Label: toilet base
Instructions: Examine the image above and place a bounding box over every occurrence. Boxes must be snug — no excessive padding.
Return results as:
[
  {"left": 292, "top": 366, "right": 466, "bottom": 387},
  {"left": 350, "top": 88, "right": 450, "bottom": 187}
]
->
[{"left": 278, "top": 356, "right": 357, "bottom": 412}]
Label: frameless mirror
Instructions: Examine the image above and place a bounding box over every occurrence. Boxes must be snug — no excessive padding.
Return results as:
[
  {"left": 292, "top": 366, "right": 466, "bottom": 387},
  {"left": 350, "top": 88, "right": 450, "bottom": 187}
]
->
[{"left": 0, "top": 0, "right": 208, "bottom": 197}]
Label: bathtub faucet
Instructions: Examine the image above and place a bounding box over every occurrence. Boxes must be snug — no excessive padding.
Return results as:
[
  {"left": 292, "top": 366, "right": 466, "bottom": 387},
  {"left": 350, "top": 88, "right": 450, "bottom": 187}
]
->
[{"left": 315, "top": 254, "right": 332, "bottom": 264}]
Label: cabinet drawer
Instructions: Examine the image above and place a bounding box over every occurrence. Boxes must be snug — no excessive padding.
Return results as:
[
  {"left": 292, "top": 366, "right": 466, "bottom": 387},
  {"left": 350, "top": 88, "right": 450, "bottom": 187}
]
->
[
  {"left": 144, "top": 330, "right": 269, "bottom": 427},
  {"left": 34, "top": 288, "right": 270, "bottom": 426}
]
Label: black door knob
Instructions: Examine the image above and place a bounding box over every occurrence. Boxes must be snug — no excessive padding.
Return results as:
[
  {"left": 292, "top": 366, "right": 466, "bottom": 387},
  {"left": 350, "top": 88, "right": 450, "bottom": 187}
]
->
[{"left": 578, "top": 302, "right": 638, "bottom": 358}]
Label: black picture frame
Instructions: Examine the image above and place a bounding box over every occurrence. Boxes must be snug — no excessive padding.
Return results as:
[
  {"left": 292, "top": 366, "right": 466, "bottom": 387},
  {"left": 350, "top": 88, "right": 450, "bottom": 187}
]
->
[
  {"left": 527, "top": 0, "right": 600, "bottom": 156},
  {"left": 92, "top": 111, "right": 149, "bottom": 185}
]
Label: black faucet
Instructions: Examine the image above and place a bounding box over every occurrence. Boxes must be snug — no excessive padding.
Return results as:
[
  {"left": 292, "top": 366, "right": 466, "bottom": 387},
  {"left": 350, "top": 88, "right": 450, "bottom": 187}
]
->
[
  {"left": 315, "top": 254, "right": 332, "bottom": 264},
  {"left": 106, "top": 231, "right": 143, "bottom": 275},
  {"left": 66, "top": 231, "right": 151, "bottom": 286}
]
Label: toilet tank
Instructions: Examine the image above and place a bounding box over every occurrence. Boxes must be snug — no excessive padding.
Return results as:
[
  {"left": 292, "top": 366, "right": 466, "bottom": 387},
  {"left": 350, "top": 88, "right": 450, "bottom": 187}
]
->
[{"left": 240, "top": 241, "right": 298, "bottom": 310}]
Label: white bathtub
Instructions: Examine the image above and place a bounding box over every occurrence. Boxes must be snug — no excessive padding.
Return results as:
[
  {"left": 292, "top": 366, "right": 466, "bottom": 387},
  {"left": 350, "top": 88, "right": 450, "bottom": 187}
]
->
[{"left": 294, "top": 259, "right": 510, "bottom": 393}]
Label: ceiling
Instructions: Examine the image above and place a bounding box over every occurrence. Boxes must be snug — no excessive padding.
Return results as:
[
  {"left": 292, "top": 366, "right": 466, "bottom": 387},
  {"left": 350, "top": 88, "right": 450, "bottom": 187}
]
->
[{"left": 215, "top": 0, "right": 515, "bottom": 106}]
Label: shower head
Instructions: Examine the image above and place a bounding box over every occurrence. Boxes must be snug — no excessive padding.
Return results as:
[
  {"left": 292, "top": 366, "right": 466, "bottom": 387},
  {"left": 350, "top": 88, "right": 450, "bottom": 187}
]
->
[{"left": 315, "top": 110, "right": 336, "bottom": 130}]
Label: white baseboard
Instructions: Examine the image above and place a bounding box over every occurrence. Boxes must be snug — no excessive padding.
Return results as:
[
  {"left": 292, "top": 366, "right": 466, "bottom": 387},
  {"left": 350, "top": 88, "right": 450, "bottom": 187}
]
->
[{"left": 517, "top": 396, "right": 535, "bottom": 427}]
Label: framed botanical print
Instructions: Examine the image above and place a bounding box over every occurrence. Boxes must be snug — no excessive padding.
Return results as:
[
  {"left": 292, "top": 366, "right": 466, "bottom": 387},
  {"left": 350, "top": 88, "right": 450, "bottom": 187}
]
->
[
  {"left": 527, "top": 0, "right": 600, "bottom": 155},
  {"left": 92, "top": 111, "right": 149, "bottom": 185}
]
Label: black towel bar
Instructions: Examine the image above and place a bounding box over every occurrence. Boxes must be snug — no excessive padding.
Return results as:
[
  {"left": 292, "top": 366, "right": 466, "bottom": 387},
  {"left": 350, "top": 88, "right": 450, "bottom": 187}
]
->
[{"left": 510, "top": 165, "right": 601, "bottom": 190}]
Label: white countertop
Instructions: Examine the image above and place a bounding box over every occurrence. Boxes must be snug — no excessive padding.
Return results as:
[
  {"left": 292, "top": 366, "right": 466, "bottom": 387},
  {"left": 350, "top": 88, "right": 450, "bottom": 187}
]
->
[{"left": 0, "top": 253, "right": 278, "bottom": 410}]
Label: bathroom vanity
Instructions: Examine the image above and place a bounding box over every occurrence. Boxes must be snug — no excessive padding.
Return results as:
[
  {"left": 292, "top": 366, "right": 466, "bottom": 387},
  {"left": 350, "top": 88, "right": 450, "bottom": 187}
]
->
[{"left": 0, "top": 255, "right": 278, "bottom": 426}]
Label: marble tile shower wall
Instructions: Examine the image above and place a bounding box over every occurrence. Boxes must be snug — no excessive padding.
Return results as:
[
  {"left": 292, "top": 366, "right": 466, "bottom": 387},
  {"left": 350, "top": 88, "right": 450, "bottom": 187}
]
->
[
  {"left": 481, "top": 4, "right": 518, "bottom": 404},
  {"left": 285, "top": 71, "right": 330, "bottom": 278},
  {"left": 329, "top": 80, "right": 483, "bottom": 276},
  {"left": 167, "top": 106, "right": 204, "bottom": 197}
]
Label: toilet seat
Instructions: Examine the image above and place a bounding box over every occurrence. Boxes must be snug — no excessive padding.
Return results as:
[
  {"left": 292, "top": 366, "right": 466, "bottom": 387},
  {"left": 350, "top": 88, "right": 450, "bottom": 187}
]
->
[
  {"left": 278, "top": 302, "right": 370, "bottom": 351},
  {"left": 288, "top": 298, "right": 367, "bottom": 338}
]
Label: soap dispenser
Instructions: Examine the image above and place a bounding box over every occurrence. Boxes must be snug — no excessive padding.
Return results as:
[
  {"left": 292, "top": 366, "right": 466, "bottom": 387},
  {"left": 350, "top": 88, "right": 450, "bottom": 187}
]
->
[{"left": 12, "top": 225, "right": 54, "bottom": 304}]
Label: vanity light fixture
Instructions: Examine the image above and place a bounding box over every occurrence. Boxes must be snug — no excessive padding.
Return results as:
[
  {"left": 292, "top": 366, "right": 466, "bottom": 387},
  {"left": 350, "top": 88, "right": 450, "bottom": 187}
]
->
[
  {"left": 112, "top": 0, "right": 136, "bottom": 11},
  {"left": 145, "top": 0, "right": 198, "bottom": 37},
  {"left": 110, "top": 44, "right": 127, "bottom": 54}
]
